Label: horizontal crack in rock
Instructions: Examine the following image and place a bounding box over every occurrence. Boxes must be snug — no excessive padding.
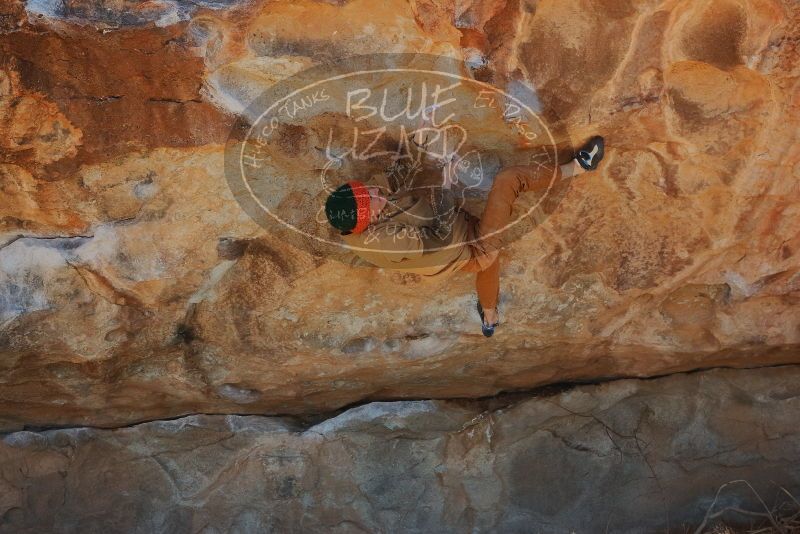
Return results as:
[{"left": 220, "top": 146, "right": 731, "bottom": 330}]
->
[
  {"left": 0, "top": 234, "right": 94, "bottom": 251},
  {"left": 5, "top": 361, "right": 800, "bottom": 435}
]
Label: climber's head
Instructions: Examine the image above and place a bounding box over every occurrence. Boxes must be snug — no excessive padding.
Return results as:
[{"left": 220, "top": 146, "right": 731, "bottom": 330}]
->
[{"left": 324, "top": 180, "right": 387, "bottom": 235}]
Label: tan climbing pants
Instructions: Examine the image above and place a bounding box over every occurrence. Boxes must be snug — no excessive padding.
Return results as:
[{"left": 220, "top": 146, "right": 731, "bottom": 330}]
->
[{"left": 460, "top": 162, "right": 565, "bottom": 313}]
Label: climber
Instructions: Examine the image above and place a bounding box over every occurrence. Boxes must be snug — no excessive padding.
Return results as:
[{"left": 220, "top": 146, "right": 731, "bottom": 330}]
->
[{"left": 324, "top": 136, "right": 605, "bottom": 337}]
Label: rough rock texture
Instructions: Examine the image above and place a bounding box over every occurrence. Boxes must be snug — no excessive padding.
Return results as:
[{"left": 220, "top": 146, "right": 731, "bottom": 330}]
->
[
  {"left": 3, "top": 366, "right": 800, "bottom": 533},
  {"left": 0, "top": 0, "right": 799, "bottom": 430}
]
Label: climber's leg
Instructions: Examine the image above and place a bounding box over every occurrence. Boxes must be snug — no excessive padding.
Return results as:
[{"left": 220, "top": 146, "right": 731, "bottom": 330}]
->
[
  {"left": 475, "top": 255, "right": 500, "bottom": 313},
  {"left": 474, "top": 162, "right": 564, "bottom": 258},
  {"left": 468, "top": 161, "right": 566, "bottom": 332},
  {"left": 543, "top": 139, "right": 580, "bottom": 166},
  {"left": 464, "top": 137, "right": 604, "bottom": 334}
]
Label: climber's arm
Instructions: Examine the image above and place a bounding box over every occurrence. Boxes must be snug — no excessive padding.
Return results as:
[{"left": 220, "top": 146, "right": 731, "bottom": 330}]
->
[{"left": 429, "top": 186, "right": 457, "bottom": 241}]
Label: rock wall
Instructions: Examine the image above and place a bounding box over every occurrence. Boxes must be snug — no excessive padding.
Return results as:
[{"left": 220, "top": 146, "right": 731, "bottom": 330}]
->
[
  {"left": 0, "top": 0, "right": 799, "bottom": 432},
  {"left": 3, "top": 366, "right": 800, "bottom": 533}
]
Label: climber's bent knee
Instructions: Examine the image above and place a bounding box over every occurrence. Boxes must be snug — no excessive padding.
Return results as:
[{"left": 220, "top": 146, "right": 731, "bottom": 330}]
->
[{"left": 460, "top": 249, "right": 499, "bottom": 273}]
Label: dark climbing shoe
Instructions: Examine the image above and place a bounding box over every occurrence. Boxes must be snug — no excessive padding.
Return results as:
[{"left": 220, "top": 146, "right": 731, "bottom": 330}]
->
[
  {"left": 476, "top": 301, "right": 499, "bottom": 338},
  {"left": 576, "top": 136, "right": 605, "bottom": 171}
]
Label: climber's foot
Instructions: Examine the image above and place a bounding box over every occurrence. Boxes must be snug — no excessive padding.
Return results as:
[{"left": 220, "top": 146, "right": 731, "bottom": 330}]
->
[
  {"left": 482, "top": 306, "right": 499, "bottom": 326},
  {"left": 576, "top": 136, "right": 605, "bottom": 171},
  {"left": 477, "top": 301, "right": 499, "bottom": 338}
]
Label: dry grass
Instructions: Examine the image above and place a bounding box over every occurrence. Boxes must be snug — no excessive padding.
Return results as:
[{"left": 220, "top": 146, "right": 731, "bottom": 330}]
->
[{"left": 693, "top": 480, "right": 800, "bottom": 534}]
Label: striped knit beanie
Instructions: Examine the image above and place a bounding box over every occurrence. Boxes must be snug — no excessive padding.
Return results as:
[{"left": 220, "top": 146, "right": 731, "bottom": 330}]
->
[{"left": 324, "top": 180, "right": 371, "bottom": 235}]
